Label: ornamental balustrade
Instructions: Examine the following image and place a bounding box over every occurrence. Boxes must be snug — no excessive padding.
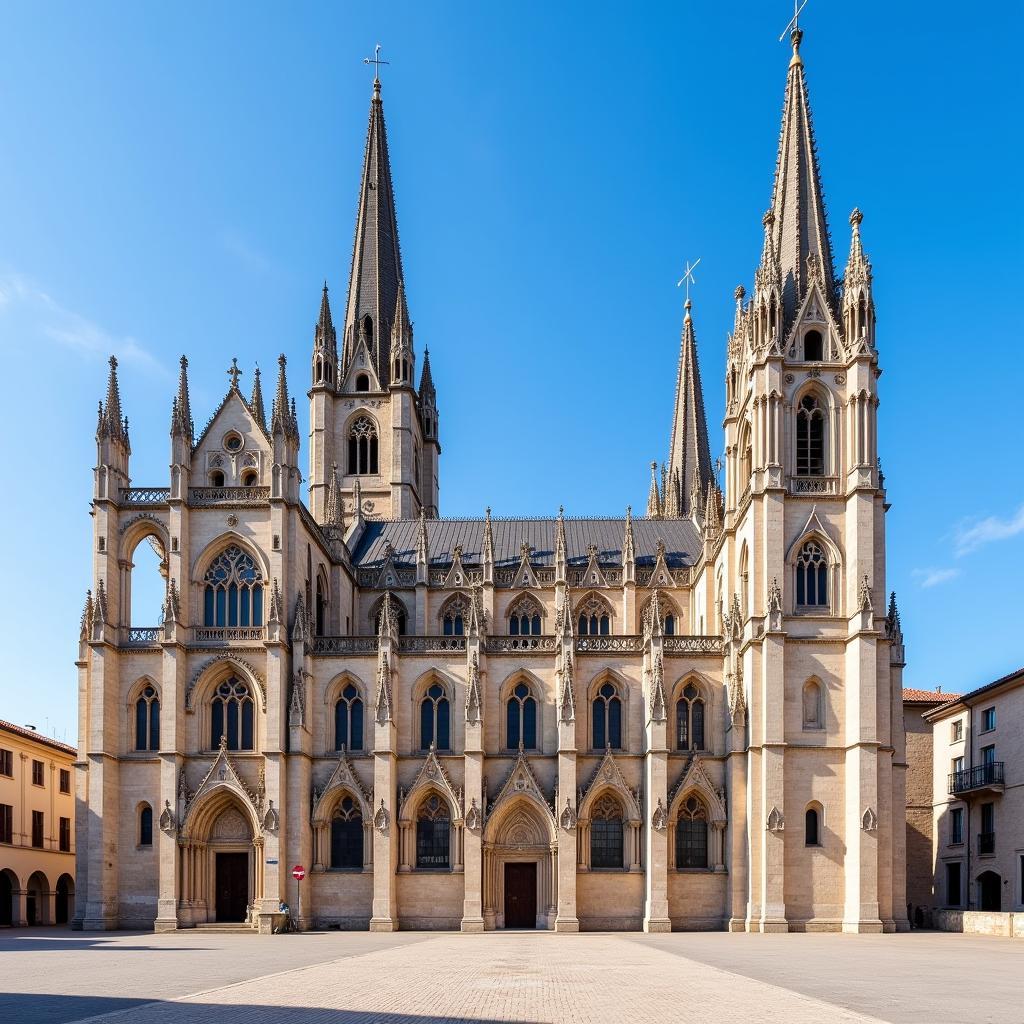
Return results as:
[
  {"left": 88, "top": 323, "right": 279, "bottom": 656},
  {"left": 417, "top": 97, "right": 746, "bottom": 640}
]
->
[
  {"left": 636, "top": 568, "right": 690, "bottom": 586},
  {"left": 789, "top": 476, "right": 839, "bottom": 495},
  {"left": 663, "top": 636, "right": 723, "bottom": 655},
  {"left": 484, "top": 636, "right": 557, "bottom": 654},
  {"left": 398, "top": 636, "right": 467, "bottom": 654},
  {"left": 119, "top": 488, "right": 170, "bottom": 505},
  {"left": 192, "top": 626, "right": 266, "bottom": 643},
  {"left": 188, "top": 486, "right": 270, "bottom": 506},
  {"left": 310, "top": 636, "right": 380, "bottom": 655},
  {"left": 124, "top": 626, "right": 161, "bottom": 646},
  {"left": 575, "top": 635, "right": 643, "bottom": 653}
]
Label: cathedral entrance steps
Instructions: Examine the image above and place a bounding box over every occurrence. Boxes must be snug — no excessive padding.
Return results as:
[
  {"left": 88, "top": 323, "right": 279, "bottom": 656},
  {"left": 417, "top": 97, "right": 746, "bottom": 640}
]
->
[{"left": 193, "top": 922, "right": 258, "bottom": 934}]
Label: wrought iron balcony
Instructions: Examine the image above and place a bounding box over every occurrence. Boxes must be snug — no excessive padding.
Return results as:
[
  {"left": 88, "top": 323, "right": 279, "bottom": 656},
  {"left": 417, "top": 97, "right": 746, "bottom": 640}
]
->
[
  {"left": 948, "top": 762, "right": 1005, "bottom": 796},
  {"left": 978, "top": 831, "right": 996, "bottom": 856}
]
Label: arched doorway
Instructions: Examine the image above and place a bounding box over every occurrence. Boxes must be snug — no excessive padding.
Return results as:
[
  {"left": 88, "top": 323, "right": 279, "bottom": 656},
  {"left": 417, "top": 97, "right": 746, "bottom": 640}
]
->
[
  {"left": 55, "top": 874, "right": 75, "bottom": 925},
  {"left": 26, "top": 871, "right": 49, "bottom": 926},
  {"left": 978, "top": 871, "right": 1001, "bottom": 912},
  {"left": 482, "top": 799, "right": 556, "bottom": 930},
  {"left": 0, "top": 869, "right": 17, "bottom": 926}
]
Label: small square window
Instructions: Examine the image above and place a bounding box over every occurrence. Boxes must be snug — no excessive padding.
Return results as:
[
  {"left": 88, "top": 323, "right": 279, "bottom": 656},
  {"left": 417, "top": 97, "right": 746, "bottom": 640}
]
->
[
  {"left": 982, "top": 707, "right": 996, "bottom": 732},
  {"left": 951, "top": 720, "right": 963, "bottom": 742}
]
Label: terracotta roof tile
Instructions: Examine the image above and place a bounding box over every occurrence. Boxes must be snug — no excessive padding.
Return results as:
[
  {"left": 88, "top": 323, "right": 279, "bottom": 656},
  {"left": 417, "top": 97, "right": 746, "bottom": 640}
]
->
[{"left": 0, "top": 718, "right": 77, "bottom": 756}]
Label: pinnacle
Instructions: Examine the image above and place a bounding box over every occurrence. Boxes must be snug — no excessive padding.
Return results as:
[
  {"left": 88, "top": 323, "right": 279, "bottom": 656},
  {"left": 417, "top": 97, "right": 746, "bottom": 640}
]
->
[{"left": 250, "top": 365, "right": 267, "bottom": 433}]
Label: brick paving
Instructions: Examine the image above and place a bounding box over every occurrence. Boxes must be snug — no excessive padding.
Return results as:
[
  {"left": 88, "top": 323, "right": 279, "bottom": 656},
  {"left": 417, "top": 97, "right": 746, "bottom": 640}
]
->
[{"left": 0, "top": 928, "right": 1019, "bottom": 1024}]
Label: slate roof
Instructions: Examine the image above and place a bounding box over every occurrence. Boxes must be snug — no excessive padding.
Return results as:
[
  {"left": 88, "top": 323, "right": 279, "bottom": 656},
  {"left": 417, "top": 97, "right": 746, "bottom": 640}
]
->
[{"left": 351, "top": 517, "right": 703, "bottom": 569}]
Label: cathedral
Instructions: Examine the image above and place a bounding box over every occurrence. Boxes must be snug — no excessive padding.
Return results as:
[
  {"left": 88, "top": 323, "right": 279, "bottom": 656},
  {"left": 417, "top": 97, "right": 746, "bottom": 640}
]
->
[{"left": 75, "top": 27, "right": 909, "bottom": 934}]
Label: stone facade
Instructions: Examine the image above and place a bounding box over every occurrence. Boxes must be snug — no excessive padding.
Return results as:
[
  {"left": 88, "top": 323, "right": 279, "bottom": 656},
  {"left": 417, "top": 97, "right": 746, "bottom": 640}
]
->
[
  {"left": 924, "top": 667, "right": 1024, "bottom": 919},
  {"left": 75, "top": 28, "right": 908, "bottom": 934},
  {"left": 0, "top": 720, "right": 77, "bottom": 926}
]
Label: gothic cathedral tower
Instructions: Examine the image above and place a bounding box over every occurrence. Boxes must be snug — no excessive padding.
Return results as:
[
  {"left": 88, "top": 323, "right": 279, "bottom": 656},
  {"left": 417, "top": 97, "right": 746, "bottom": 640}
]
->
[{"left": 308, "top": 74, "right": 440, "bottom": 524}]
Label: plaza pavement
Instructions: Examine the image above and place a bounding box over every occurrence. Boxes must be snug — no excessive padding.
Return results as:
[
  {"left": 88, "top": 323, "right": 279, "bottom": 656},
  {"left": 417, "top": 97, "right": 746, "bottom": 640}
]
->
[{"left": 0, "top": 928, "right": 1019, "bottom": 1024}]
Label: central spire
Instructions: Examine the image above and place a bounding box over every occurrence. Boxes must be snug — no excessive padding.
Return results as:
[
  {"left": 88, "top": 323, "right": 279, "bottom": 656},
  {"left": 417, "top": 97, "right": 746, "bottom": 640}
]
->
[
  {"left": 766, "top": 26, "right": 835, "bottom": 333},
  {"left": 341, "top": 74, "right": 406, "bottom": 387}
]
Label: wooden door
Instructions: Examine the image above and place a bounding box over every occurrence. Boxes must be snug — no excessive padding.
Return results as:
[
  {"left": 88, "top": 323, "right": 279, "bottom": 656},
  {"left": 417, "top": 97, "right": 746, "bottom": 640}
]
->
[
  {"left": 215, "top": 852, "right": 249, "bottom": 922},
  {"left": 504, "top": 862, "right": 537, "bottom": 928}
]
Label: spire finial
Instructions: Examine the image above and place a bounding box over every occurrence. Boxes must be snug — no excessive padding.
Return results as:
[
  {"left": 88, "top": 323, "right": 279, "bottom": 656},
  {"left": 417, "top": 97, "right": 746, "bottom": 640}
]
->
[
  {"left": 226, "top": 357, "right": 242, "bottom": 390},
  {"left": 779, "top": 0, "right": 808, "bottom": 56},
  {"left": 364, "top": 43, "right": 389, "bottom": 90},
  {"left": 676, "top": 257, "right": 701, "bottom": 308}
]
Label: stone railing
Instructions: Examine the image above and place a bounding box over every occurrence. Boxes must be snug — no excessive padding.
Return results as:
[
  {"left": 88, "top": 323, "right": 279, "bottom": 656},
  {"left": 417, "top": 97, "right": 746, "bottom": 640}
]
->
[
  {"left": 663, "top": 636, "right": 724, "bottom": 655},
  {"left": 399, "top": 636, "right": 467, "bottom": 654},
  {"left": 124, "top": 626, "right": 161, "bottom": 646},
  {"left": 789, "top": 475, "right": 838, "bottom": 496},
  {"left": 120, "top": 488, "right": 170, "bottom": 505},
  {"left": 576, "top": 635, "right": 643, "bottom": 653},
  {"left": 192, "top": 626, "right": 266, "bottom": 643},
  {"left": 484, "top": 636, "right": 557, "bottom": 654},
  {"left": 189, "top": 486, "right": 270, "bottom": 507},
  {"left": 310, "top": 636, "right": 379, "bottom": 656}
]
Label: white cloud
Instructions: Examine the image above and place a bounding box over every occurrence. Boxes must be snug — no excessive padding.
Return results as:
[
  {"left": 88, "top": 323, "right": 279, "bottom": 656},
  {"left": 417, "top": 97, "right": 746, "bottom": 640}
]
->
[
  {"left": 954, "top": 504, "right": 1024, "bottom": 557},
  {"left": 912, "top": 567, "right": 960, "bottom": 589},
  {"left": 0, "top": 271, "right": 164, "bottom": 374}
]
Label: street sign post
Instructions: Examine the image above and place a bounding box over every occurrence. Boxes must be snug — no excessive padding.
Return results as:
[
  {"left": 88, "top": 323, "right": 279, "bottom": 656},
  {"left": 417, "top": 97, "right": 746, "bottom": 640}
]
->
[{"left": 292, "top": 864, "right": 305, "bottom": 932}]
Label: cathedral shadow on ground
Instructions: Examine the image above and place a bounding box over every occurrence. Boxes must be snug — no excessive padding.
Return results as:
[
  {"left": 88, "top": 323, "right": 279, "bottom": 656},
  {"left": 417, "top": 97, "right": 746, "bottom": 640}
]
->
[
  {"left": 0, "top": 933, "right": 206, "bottom": 954},
  {"left": 0, "top": 994, "right": 537, "bottom": 1024}
]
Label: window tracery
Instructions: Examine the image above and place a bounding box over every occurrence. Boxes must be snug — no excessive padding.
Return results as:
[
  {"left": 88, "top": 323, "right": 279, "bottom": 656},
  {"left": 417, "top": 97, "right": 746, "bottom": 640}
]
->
[
  {"left": 135, "top": 685, "right": 160, "bottom": 752},
  {"left": 795, "top": 540, "right": 829, "bottom": 609},
  {"left": 211, "top": 677, "right": 254, "bottom": 751},
  {"left": 416, "top": 793, "right": 450, "bottom": 869},
  {"left": 592, "top": 681, "right": 622, "bottom": 749},
  {"left": 506, "top": 681, "right": 537, "bottom": 750},
  {"left": 420, "top": 682, "right": 450, "bottom": 751},
  {"left": 577, "top": 595, "right": 612, "bottom": 636},
  {"left": 507, "top": 594, "right": 542, "bottom": 636},
  {"left": 590, "top": 793, "right": 624, "bottom": 869},
  {"left": 335, "top": 683, "right": 364, "bottom": 751},
  {"left": 348, "top": 416, "right": 379, "bottom": 474},
  {"left": 331, "top": 795, "right": 363, "bottom": 869},
  {"left": 676, "top": 683, "right": 705, "bottom": 752},
  {"left": 440, "top": 595, "right": 468, "bottom": 637},
  {"left": 203, "top": 546, "right": 264, "bottom": 628},
  {"left": 796, "top": 393, "right": 825, "bottom": 476},
  {"left": 675, "top": 796, "right": 708, "bottom": 868}
]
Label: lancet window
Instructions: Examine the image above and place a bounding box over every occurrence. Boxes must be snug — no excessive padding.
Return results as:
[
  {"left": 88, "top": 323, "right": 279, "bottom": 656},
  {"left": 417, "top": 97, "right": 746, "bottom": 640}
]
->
[
  {"left": 590, "top": 794, "right": 624, "bottom": 869},
  {"left": 331, "top": 796, "right": 363, "bottom": 869},
  {"left": 795, "top": 540, "right": 829, "bottom": 609},
  {"left": 592, "top": 681, "right": 622, "bottom": 750},
  {"left": 134, "top": 685, "right": 160, "bottom": 752},
  {"left": 796, "top": 394, "right": 825, "bottom": 476},
  {"left": 203, "top": 546, "right": 264, "bottom": 628},
  {"left": 440, "top": 595, "right": 468, "bottom": 637},
  {"left": 577, "top": 595, "right": 612, "bottom": 636},
  {"left": 347, "top": 416, "right": 379, "bottom": 475},
  {"left": 210, "top": 677, "right": 254, "bottom": 751},
  {"left": 334, "top": 683, "right": 364, "bottom": 751},
  {"left": 420, "top": 683, "right": 451, "bottom": 751},
  {"left": 506, "top": 681, "right": 537, "bottom": 749},
  {"left": 416, "top": 794, "right": 450, "bottom": 869},
  {"left": 675, "top": 796, "right": 708, "bottom": 868},
  {"left": 507, "top": 595, "right": 542, "bottom": 636},
  {"left": 676, "top": 683, "right": 705, "bottom": 751}
]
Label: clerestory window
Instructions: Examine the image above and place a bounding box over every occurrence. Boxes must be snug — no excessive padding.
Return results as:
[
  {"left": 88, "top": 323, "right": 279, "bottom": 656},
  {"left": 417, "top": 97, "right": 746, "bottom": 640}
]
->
[{"left": 203, "top": 546, "right": 264, "bottom": 627}]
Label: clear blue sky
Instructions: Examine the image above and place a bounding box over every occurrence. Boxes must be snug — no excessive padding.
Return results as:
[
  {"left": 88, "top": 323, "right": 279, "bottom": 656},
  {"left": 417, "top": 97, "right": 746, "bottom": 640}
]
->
[{"left": 1, "top": 2, "right": 1021, "bottom": 743}]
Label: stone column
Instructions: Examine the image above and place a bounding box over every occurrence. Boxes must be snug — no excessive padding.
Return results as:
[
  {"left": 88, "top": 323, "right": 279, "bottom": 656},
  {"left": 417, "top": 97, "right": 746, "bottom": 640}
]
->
[
  {"left": 759, "top": 632, "right": 788, "bottom": 933},
  {"left": 642, "top": 683, "right": 670, "bottom": 931}
]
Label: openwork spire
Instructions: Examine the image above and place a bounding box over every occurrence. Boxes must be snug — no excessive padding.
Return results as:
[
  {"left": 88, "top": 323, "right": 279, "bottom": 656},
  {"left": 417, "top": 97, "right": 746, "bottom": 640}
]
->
[
  {"left": 98, "top": 356, "right": 128, "bottom": 446},
  {"left": 665, "top": 301, "right": 713, "bottom": 518},
  {"left": 766, "top": 27, "right": 836, "bottom": 332},
  {"left": 341, "top": 74, "right": 406, "bottom": 386},
  {"left": 250, "top": 365, "right": 267, "bottom": 433},
  {"left": 170, "top": 355, "right": 193, "bottom": 441}
]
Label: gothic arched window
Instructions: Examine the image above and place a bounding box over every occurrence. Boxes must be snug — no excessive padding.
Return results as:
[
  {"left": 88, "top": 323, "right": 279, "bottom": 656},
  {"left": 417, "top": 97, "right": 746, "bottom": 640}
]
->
[
  {"left": 508, "top": 595, "right": 542, "bottom": 636},
  {"left": 675, "top": 796, "right": 708, "bottom": 868},
  {"left": 416, "top": 794, "right": 450, "bottom": 869},
  {"left": 211, "top": 677, "right": 254, "bottom": 751},
  {"left": 347, "top": 416, "right": 379, "bottom": 475},
  {"left": 676, "top": 683, "right": 705, "bottom": 752},
  {"left": 139, "top": 804, "right": 153, "bottom": 847},
  {"left": 796, "top": 394, "right": 825, "bottom": 476},
  {"left": 592, "top": 681, "right": 622, "bottom": 750},
  {"left": 803, "top": 329, "right": 823, "bottom": 361},
  {"left": 506, "top": 681, "right": 537, "bottom": 749},
  {"left": 440, "top": 595, "right": 468, "bottom": 637},
  {"left": 805, "top": 806, "right": 821, "bottom": 846},
  {"left": 355, "top": 373, "right": 370, "bottom": 393},
  {"left": 203, "top": 546, "right": 264, "bottom": 628},
  {"left": 802, "top": 679, "right": 823, "bottom": 730},
  {"left": 335, "top": 683, "right": 364, "bottom": 751},
  {"left": 577, "top": 595, "right": 612, "bottom": 636},
  {"left": 420, "top": 683, "right": 450, "bottom": 751},
  {"left": 330, "top": 796, "right": 363, "bottom": 869},
  {"left": 590, "top": 794, "right": 624, "bottom": 869},
  {"left": 795, "top": 540, "right": 829, "bottom": 609},
  {"left": 210, "top": 470, "right": 225, "bottom": 487},
  {"left": 135, "top": 685, "right": 160, "bottom": 752}
]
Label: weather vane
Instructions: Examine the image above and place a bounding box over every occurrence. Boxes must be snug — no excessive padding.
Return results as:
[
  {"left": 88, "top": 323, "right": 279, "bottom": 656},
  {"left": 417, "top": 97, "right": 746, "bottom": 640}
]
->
[
  {"left": 363, "top": 43, "right": 389, "bottom": 80},
  {"left": 226, "top": 357, "right": 242, "bottom": 390},
  {"left": 779, "top": 0, "right": 808, "bottom": 41},
  {"left": 676, "top": 257, "right": 701, "bottom": 304}
]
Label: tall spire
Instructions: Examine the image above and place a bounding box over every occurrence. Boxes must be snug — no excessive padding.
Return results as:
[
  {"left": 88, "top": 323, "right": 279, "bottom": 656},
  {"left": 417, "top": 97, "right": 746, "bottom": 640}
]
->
[
  {"left": 98, "top": 356, "right": 128, "bottom": 447},
  {"left": 270, "top": 354, "right": 298, "bottom": 439},
  {"left": 250, "top": 364, "right": 267, "bottom": 433},
  {"left": 341, "top": 73, "right": 406, "bottom": 387},
  {"left": 766, "top": 25, "right": 835, "bottom": 333},
  {"left": 170, "top": 355, "right": 193, "bottom": 441},
  {"left": 666, "top": 300, "right": 713, "bottom": 518}
]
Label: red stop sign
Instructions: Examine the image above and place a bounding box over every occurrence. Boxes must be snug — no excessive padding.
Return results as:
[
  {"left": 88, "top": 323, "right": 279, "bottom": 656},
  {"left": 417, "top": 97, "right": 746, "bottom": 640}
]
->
[{"left": 292, "top": 864, "right": 305, "bottom": 881}]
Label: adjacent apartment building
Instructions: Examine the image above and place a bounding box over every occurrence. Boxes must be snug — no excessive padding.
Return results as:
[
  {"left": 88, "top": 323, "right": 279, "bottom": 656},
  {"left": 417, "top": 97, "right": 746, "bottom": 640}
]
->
[
  {"left": 0, "top": 720, "right": 77, "bottom": 926},
  {"left": 903, "top": 688, "right": 958, "bottom": 926},
  {"left": 925, "top": 667, "right": 1023, "bottom": 919}
]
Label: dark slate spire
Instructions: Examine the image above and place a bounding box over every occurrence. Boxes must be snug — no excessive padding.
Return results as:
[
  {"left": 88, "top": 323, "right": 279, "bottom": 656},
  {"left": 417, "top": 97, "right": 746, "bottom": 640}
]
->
[
  {"left": 666, "top": 300, "right": 713, "bottom": 518},
  {"left": 766, "top": 27, "right": 836, "bottom": 333},
  {"left": 341, "top": 75, "right": 406, "bottom": 387},
  {"left": 250, "top": 364, "right": 267, "bottom": 433}
]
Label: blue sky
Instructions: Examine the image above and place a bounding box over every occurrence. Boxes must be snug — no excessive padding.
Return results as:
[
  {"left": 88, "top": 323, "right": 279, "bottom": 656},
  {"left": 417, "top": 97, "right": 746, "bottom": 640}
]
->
[{"left": 1, "top": 2, "right": 1021, "bottom": 743}]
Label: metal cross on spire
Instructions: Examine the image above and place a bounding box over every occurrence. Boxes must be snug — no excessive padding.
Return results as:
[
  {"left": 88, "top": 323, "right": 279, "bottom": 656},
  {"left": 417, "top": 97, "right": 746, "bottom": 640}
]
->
[
  {"left": 363, "top": 43, "right": 389, "bottom": 82},
  {"left": 676, "top": 257, "right": 701, "bottom": 305},
  {"left": 779, "top": 0, "right": 809, "bottom": 41},
  {"left": 226, "top": 357, "right": 242, "bottom": 390}
]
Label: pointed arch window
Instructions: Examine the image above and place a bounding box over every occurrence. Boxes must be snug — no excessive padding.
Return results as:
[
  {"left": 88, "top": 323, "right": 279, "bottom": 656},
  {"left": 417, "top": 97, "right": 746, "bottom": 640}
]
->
[
  {"left": 440, "top": 595, "right": 468, "bottom": 637},
  {"left": 330, "top": 796, "right": 363, "bottom": 869},
  {"left": 315, "top": 575, "right": 327, "bottom": 636},
  {"left": 592, "top": 681, "right": 622, "bottom": 750},
  {"left": 506, "top": 681, "right": 537, "bottom": 750},
  {"left": 676, "top": 683, "right": 705, "bottom": 751},
  {"left": 508, "top": 595, "right": 542, "bottom": 636},
  {"left": 335, "top": 683, "right": 364, "bottom": 752},
  {"left": 675, "top": 796, "right": 708, "bottom": 868},
  {"left": 805, "top": 806, "right": 821, "bottom": 846},
  {"left": 577, "top": 596, "right": 612, "bottom": 636},
  {"left": 420, "top": 683, "right": 450, "bottom": 751},
  {"left": 795, "top": 540, "right": 829, "bottom": 609},
  {"left": 416, "top": 794, "right": 450, "bottom": 869},
  {"left": 590, "top": 793, "right": 624, "bottom": 869},
  {"left": 347, "top": 416, "right": 379, "bottom": 475},
  {"left": 139, "top": 804, "right": 153, "bottom": 847},
  {"left": 796, "top": 394, "right": 825, "bottom": 476},
  {"left": 211, "top": 678, "right": 254, "bottom": 751},
  {"left": 803, "top": 329, "right": 823, "bottom": 361},
  {"left": 135, "top": 685, "right": 160, "bottom": 752},
  {"left": 203, "top": 546, "right": 264, "bottom": 628},
  {"left": 802, "top": 679, "right": 824, "bottom": 730}
]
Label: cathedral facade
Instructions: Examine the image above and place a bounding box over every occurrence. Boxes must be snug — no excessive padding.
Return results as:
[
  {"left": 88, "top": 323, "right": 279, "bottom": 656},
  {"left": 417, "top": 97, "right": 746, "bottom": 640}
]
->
[{"left": 75, "top": 29, "right": 909, "bottom": 934}]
